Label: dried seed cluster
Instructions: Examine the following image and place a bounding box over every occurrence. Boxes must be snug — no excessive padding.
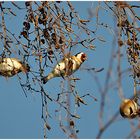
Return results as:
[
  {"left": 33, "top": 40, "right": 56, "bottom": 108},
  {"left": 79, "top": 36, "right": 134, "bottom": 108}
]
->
[{"left": 114, "top": 2, "right": 140, "bottom": 79}]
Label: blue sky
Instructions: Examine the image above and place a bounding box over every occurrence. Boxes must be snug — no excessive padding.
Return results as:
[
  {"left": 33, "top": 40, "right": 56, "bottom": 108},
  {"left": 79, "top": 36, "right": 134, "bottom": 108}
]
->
[{"left": 0, "top": 1, "right": 140, "bottom": 138}]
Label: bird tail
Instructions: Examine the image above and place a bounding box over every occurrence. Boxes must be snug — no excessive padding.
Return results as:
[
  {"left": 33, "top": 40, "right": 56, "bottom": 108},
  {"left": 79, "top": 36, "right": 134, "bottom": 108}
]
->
[
  {"left": 41, "top": 76, "right": 48, "bottom": 84},
  {"left": 41, "top": 72, "right": 54, "bottom": 84},
  {"left": 20, "top": 63, "right": 30, "bottom": 73}
]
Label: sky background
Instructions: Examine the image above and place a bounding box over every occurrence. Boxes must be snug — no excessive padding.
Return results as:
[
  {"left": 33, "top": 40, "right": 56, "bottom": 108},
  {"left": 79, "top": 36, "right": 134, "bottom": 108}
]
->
[{"left": 0, "top": 1, "right": 139, "bottom": 139}]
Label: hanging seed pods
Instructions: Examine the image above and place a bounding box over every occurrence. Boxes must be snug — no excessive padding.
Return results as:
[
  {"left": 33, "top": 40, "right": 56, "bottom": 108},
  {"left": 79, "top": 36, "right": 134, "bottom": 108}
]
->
[
  {"left": 21, "top": 31, "right": 28, "bottom": 39},
  {"left": 132, "top": 60, "right": 140, "bottom": 78},
  {"left": 43, "top": 29, "right": 50, "bottom": 39},
  {"left": 59, "top": 37, "right": 63, "bottom": 44},
  {"left": 38, "top": 6, "right": 45, "bottom": 14},
  {"left": 23, "top": 21, "right": 30, "bottom": 30},
  {"left": 38, "top": 17, "right": 43, "bottom": 24},
  {"left": 41, "top": 39, "right": 45, "bottom": 44},
  {"left": 25, "top": 2, "right": 31, "bottom": 7}
]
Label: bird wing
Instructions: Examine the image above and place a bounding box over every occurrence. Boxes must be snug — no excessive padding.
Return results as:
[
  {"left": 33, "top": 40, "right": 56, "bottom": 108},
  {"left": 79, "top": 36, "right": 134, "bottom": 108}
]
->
[
  {"left": 54, "top": 60, "right": 67, "bottom": 76},
  {"left": 71, "top": 56, "right": 81, "bottom": 71},
  {"left": 5, "top": 58, "right": 22, "bottom": 69},
  {"left": 10, "top": 58, "right": 30, "bottom": 73},
  {"left": 54, "top": 56, "right": 82, "bottom": 76}
]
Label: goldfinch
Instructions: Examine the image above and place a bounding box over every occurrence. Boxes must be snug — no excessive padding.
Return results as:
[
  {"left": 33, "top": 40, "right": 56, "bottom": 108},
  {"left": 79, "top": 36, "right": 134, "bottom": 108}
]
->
[
  {"left": 41, "top": 52, "right": 87, "bottom": 84},
  {"left": 120, "top": 99, "right": 138, "bottom": 119},
  {"left": 0, "top": 58, "right": 30, "bottom": 77}
]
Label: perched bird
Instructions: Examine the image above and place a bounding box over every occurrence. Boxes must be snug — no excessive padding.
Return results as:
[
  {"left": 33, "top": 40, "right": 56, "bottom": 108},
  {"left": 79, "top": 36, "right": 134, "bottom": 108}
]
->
[
  {"left": 41, "top": 52, "right": 87, "bottom": 84},
  {"left": 0, "top": 58, "right": 30, "bottom": 77},
  {"left": 120, "top": 99, "right": 138, "bottom": 119}
]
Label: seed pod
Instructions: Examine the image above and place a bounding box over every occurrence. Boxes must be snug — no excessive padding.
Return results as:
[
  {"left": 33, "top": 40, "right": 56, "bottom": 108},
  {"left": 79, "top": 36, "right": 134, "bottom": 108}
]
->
[
  {"left": 118, "top": 39, "right": 123, "bottom": 47},
  {"left": 25, "top": 2, "right": 31, "bottom": 7},
  {"left": 133, "top": 59, "right": 140, "bottom": 77},
  {"left": 135, "top": 43, "right": 140, "bottom": 50},
  {"left": 41, "top": 39, "right": 45, "bottom": 44},
  {"left": 56, "top": 1, "right": 61, "bottom": 3},
  {"left": 48, "top": 26, "right": 53, "bottom": 31},
  {"left": 69, "top": 120, "right": 74, "bottom": 128},
  {"left": 43, "top": 29, "right": 50, "bottom": 39},
  {"left": 38, "top": 6, "right": 45, "bottom": 14},
  {"left": 76, "top": 95, "right": 87, "bottom": 105},
  {"left": 51, "top": 33, "right": 56, "bottom": 41},
  {"left": 59, "top": 37, "right": 63, "bottom": 44},
  {"left": 28, "top": 13, "right": 34, "bottom": 23},
  {"left": 23, "top": 21, "right": 30, "bottom": 30},
  {"left": 55, "top": 44, "right": 60, "bottom": 49},
  {"left": 38, "top": 17, "right": 43, "bottom": 24},
  {"left": 35, "top": 15, "right": 39, "bottom": 27},
  {"left": 42, "top": 1, "right": 48, "bottom": 6},
  {"left": 45, "top": 123, "right": 51, "bottom": 130},
  {"left": 47, "top": 49, "right": 54, "bottom": 55},
  {"left": 71, "top": 114, "right": 80, "bottom": 119},
  {"left": 127, "top": 39, "right": 132, "bottom": 46},
  {"left": 21, "top": 31, "right": 28, "bottom": 39}
]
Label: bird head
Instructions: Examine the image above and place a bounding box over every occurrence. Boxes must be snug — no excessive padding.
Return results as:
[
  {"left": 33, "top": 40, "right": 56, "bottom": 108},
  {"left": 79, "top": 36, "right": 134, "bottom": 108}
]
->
[
  {"left": 75, "top": 52, "right": 87, "bottom": 62},
  {"left": 120, "top": 99, "right": 138, "bottom": 119}
]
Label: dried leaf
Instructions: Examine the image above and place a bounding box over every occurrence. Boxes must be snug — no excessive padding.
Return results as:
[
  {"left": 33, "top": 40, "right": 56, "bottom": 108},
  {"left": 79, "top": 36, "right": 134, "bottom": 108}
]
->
[
  {"left": 118, "top": 39, "right": 124, "bottom": 47},
  {"left": 21, "top": 31, "right": 28, "bottom": 39},
  {"left": 79, "top": 19, "right": 90, "bottom": 24},
  {"left": 65, "top": 26, "right": 74, "bottom": 33},
  {"left": 69, "top": 120, "right": 74, "bottom": 128},
  {"left": 97, "top": 36, "right": 106, "bottom": 42},
  {"left": 71, "top": 114, "right": 80, "bottom": 119},
  {"left": 35, "top": 15, "right": 38, "bottom": 27},
  {"left": 89, "top": 45, "right": 96, "bottom": 50},
  {"left": 76, "top": 96, "right": 87, "bottom": 105},
  {"left": 70, "top": 77, "right": 80, "bottom": 81},
  {"left": 45, "top": 123, "right": 51, "bottom": 130},
  {"left": 39, "top": 55, "right": 42, "bottom": 63}
]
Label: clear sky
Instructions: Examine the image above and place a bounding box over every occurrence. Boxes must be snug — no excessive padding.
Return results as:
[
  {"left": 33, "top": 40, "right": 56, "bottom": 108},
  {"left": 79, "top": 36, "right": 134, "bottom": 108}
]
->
[{"left": 0, "top": 1, "right": 139, "bottom": 139}]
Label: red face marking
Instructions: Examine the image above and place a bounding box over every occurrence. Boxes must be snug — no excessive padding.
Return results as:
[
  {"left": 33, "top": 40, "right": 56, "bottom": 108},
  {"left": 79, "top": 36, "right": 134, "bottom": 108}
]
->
[{"left": 81, "top": 53, "right": 87, "bottom": 62}]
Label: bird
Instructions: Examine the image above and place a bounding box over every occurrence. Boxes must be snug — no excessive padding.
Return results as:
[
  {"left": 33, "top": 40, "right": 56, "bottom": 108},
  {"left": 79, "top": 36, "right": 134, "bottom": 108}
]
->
[
  {"left": 41, "top": 52, "right": 87, "bottom": 84},
  {"left": 0, "top": 57, "right": 30, "bottom": 77},
  {"left": 120, "top": 99, "right": 138, "bottom": 119}
]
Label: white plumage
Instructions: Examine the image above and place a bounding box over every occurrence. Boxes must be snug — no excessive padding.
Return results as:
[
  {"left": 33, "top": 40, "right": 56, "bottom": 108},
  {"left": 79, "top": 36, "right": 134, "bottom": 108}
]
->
[
  {"left": 42, "top": 52, "right": 87, "bottom": 84},
  {"left": 0, "top": 58, "right": 30, "bottom": 77}
]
